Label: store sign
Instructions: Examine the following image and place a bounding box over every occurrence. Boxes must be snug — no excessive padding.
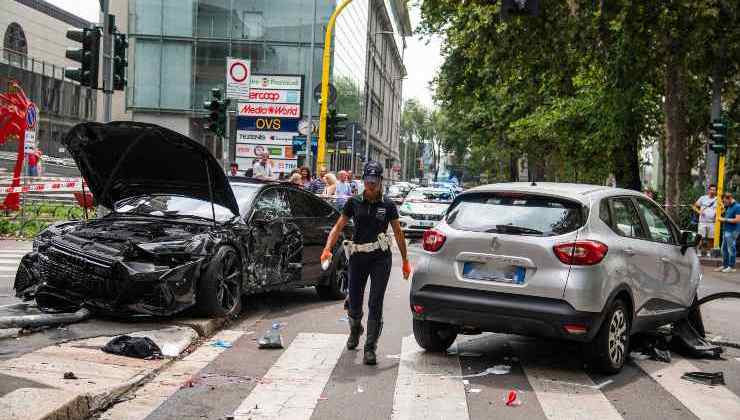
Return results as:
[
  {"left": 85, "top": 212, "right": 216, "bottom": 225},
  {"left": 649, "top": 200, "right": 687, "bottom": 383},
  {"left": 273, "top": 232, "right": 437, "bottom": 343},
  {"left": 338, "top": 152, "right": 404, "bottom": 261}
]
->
[
  {"left": 236, "top": 157, "right": 298, "bottom": 173},
  {"left": 236, "top": 144, "right": 295, "bottom": 159},
  {"left": 237, "top": 117, "right": 300, "bottom": 132},
  {"left": 225, "top": 57, "right": 251, "bottom": 99},
  {"left": 236, "top": 130, "right": 296, "bottom": 145},
  {"left": 247, "top": 89, "right": 300, "bottom": 104},
  {"left": 239, "top": 103, "right": 301, "bottom": 118},
  {"left": 250, "top": 75, "right": 302, "bottom": 90}
]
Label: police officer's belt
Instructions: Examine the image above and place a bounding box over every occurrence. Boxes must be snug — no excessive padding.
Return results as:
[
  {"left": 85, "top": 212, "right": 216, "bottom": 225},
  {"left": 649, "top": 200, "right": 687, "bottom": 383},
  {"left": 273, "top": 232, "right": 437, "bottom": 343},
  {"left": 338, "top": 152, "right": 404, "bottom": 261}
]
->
[{"left": 343, "top": 233, "right": 391, "bottom": 257}]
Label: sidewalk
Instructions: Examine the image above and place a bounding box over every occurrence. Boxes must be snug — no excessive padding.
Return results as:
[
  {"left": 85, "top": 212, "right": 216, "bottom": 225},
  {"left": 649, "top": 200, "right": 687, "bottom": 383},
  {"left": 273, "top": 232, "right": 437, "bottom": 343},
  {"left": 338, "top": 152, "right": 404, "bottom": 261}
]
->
[{"left": 0, "top": 318, "right": 226, "bottom": 420}]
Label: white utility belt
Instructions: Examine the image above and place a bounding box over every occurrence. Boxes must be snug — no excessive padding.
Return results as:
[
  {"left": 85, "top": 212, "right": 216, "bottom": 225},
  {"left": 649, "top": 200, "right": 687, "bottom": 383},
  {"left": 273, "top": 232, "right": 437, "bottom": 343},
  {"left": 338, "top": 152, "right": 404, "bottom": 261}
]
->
[{"left": 343, "top": 233, "right": 392, "bottom": 258}]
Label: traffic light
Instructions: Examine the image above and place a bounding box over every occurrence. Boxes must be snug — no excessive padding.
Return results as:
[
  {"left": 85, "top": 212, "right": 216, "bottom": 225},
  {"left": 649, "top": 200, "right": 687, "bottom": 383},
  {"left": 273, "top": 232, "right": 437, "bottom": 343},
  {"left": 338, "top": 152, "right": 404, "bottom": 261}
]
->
[
  {"left": 203, "top": 88, "right": 229, "bottom": 137},
  {"left": 709, "top": 119, "right": 728, "bottom": 154},
  {"left": 113, "top": 32, "right": 128, "bottom": 91},
  {"left": 326, "top": 109, "right": 348, "bottom": 143},
  {"left": 65, "top": 27, "right": 101, "bottom": 88}
]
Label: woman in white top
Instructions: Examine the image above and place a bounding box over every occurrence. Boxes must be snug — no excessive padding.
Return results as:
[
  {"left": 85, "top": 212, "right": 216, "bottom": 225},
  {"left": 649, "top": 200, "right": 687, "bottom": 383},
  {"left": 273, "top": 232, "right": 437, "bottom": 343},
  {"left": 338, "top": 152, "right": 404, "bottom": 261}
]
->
[{"left": 323, "top": 173, "right": 337, "bottom": 196}]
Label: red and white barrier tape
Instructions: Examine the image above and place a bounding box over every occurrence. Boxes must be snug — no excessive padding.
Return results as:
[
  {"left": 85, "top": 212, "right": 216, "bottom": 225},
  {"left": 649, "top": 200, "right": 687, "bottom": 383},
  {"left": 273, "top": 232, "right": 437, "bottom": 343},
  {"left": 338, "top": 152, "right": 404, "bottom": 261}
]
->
[{"left": 0, "top": 179, "right": 87, "bottom": 194}]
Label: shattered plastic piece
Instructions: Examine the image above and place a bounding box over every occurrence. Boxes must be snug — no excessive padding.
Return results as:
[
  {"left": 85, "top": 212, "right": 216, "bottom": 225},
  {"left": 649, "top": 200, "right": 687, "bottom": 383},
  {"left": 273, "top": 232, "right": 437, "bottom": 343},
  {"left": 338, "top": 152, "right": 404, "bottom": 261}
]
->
[
  {"left": 652, "top": 348, "right": 672, "bottom": 363},
  {"left": 161, "top": 343, "right": 181, "bottom": 357},
  {"left": 257, "top": 324, "right": 284, "bottom": 349},
  {"left": 102, "top": 335, "right": 163, "bottom": 359},
  {"left": 63, "top": 371, "right": 78, "bottom": 380},
  {"left": 458, "top": 352, "right": 483, "bottom": 357},
  {"left": 672, "top": 318, "right": 723, "bottom": 359},
  {"left": 505, "top": 390, "right": 522, "bottom": 407},
  {"left": 210, "top": 339, "right": 233, "bottom": 349},
  {"left": 681, "top": 371, "right": 725, "bottom": 386},
  {"left": 488, "top": 365, "right": 512, "bottom": 375},
  {"left": 356, "top": 385, "right": 364, "bottom": 393},
  {"left": 630, "top": 352, "right": 650, "bottom": 361},
  {"left": 469, "top": 388, "right": 482, "bottom": 393}
]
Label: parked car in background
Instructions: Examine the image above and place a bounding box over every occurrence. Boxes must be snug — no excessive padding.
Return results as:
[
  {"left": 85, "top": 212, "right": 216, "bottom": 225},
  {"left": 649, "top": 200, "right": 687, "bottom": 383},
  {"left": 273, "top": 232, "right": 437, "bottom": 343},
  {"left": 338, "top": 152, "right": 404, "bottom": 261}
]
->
[
  {"left": 398, "top": 187, "right": 455, "bottom": 236},
  {"left": 410, "top": 183, "right": 701, "bottom": 374},
  {"left": 387, "top": 184, "right": 409, "bottom": 205},
  {"left": 14, "top": 122, "right": 349, "bottom": 318},
  {"left": 431, "top": 181, "right": 463, "bottom": 194}
]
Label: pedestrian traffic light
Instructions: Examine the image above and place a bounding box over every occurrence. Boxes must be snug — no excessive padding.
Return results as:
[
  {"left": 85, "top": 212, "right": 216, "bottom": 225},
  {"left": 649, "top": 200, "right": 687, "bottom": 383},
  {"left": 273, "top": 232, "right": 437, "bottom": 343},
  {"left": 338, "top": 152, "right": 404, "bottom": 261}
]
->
[
  {"left": 113, "top": 32, "right": 128, "bottom": 91},
  {"left": 203, "top": 88, "right": 229, "bottom": 138},
  {"left": 64, "top": 27, "right": 101, "bottom": 89},
  {"left": 709, "top": 119, "right": 728, "bottom": 154}
]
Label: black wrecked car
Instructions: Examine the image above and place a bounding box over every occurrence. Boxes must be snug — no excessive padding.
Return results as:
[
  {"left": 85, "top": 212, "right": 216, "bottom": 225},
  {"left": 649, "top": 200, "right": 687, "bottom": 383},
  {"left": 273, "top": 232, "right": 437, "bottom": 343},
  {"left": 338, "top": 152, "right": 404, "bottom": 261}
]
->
[{"left": 13, "top": 122, "right": 349, "bottom": 317}]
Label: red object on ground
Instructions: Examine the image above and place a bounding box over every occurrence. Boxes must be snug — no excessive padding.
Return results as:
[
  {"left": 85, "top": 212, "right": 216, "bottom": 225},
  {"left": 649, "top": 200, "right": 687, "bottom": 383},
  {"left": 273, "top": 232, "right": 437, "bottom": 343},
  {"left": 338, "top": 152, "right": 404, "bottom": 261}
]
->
[
  {"left": 0, "top": 81, "right": 34, "bottom": 211},
  {"left": 506, "top": 390, "right": 520, "bottom": 406},
  {"left": 74, "top": 191, "right": 95, "bottom": 209}
]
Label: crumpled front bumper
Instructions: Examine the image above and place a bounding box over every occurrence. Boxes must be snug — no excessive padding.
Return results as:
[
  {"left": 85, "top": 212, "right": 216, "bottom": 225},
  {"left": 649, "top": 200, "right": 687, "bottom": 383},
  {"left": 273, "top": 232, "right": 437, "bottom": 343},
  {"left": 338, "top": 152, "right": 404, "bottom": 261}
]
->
[{"left": 15, "top": 250, "right": 204, "bottom": 316}]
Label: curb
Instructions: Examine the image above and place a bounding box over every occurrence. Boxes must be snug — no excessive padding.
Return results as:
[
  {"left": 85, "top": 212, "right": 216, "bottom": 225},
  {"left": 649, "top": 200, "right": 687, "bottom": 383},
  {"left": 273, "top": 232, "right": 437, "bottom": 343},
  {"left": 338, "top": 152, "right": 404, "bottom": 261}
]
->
[{"left": 1, "top": 318, "right": 225, "bottom": 420}]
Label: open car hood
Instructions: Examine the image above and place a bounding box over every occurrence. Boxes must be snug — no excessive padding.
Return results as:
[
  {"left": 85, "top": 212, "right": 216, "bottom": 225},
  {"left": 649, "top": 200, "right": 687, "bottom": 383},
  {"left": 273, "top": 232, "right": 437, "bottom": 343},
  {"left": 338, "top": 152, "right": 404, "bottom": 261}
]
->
[{"left": 63, "top": 122, "right": 239, "bottom": 216}]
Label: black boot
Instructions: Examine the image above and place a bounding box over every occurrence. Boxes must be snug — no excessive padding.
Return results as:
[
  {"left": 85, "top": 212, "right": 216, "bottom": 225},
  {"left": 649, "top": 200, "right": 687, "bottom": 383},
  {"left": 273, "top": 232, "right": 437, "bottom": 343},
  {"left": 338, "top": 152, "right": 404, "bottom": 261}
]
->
[
  {"left": 363, "top": 319, "right": 383, "bottom": 365},
  {"left": 347, "top": 316, "right": 364, "bottom": 350}
]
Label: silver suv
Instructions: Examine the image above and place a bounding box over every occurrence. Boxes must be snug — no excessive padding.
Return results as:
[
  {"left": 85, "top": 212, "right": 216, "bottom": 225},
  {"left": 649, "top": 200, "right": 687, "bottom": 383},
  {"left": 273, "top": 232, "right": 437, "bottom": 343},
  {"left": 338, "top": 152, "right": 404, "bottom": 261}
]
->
[{"left": 410, "top": 183, "right": 701, "bottom": 373}]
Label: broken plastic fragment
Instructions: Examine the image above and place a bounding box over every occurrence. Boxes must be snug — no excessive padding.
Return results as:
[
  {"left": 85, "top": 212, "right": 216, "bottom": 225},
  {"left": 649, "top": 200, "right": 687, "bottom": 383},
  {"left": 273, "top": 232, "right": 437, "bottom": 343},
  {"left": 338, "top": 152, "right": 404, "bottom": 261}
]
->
[
  {"left": 629, "top": 352, "right": 650, "bottom": 361},
  {"left": 210, "top": 339, "right": 233, "bottom": 349},
  {"left": 652, "top": 348, "right": 672, "bottom": 363},
  {"left": 505, "top": 390, "right": 522, "bottom": 407},
  {"left": 487, "top": 365, "right": 511, "bottom": 375},
  {"left": 63, "top": 371, "right": 78, "bottom": 380},
  {"left": 469, "top": 388, "right": 482, "bottom": 393}
]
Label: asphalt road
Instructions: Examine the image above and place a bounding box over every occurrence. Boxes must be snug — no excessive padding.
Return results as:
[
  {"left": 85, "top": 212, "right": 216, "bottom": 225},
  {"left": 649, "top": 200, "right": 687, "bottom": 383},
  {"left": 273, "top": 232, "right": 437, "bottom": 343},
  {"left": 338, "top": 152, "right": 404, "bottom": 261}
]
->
[{"left": 3, "top": 240, "right": 740, "bottom": 419}]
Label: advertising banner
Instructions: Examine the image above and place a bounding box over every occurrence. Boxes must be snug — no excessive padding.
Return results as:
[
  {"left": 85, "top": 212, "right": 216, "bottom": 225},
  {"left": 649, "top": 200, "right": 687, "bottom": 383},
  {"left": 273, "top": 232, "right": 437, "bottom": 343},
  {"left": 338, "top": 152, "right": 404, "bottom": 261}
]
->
[
  {"left": 236, "top": 130, "right": 296, "bottom": 145},
  {"left": 247, "top": 89, "right": 301, "bottom": 104},
  {"left": 236, "top": 157, "right": 298, "bottom": 173},
  {"left": 250, "top": 75, "right": 302, "bottom": 90},
  {"left": 236, "top": 117, "right": 299, "bottom": 132},
  {"left": 236, "top": 144, "right": 295, "bottom": 159}
]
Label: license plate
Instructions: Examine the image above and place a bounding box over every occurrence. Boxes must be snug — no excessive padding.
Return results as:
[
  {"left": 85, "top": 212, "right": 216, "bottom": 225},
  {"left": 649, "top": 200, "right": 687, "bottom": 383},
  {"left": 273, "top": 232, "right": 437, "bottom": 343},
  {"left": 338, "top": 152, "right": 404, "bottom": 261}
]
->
[
  {"left": 419, "top": 220, "right": 435, "bottom": 227},
  {"left": 462, "top": 262, "right": 525, "bottom": 284}
]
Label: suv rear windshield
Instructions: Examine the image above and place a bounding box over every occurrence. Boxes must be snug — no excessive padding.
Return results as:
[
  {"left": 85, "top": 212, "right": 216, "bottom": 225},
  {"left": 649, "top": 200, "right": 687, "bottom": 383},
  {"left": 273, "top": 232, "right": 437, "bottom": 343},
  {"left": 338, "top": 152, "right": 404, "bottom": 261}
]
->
[{"left": 446, "top": 193, "right": 585, "bottom": 236}]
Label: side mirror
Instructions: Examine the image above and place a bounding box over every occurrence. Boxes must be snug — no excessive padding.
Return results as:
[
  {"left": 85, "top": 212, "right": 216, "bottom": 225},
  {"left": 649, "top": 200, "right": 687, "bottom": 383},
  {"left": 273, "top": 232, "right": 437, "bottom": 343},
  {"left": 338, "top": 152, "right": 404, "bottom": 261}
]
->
[
  {"left": 680, "top": 231, "right": 701, "bottom": 255},
  {"left": 251, "top": 209, "right": 274, "bottom": 226}
]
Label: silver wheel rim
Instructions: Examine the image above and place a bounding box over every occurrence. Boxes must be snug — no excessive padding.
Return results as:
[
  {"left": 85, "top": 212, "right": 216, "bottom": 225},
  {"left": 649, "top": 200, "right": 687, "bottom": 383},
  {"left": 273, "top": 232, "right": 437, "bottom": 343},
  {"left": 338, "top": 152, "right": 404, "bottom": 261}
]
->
[{"left": 608, "top": 308, "right": 627, "bottom": 366}]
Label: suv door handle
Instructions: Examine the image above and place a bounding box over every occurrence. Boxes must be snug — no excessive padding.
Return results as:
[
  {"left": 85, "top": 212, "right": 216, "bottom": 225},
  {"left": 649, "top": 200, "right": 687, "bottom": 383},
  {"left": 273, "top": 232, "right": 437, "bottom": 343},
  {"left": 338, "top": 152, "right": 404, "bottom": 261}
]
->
[{"left": 624, "top": 248, "right": 636, "bottom": 256}]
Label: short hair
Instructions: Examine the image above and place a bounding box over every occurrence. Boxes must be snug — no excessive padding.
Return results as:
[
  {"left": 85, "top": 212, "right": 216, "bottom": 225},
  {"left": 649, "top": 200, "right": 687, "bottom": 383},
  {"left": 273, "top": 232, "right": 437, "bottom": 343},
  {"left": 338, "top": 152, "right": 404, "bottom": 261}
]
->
[
  {"left": 709, "top": 184, "right": 717, "bottom": 189},
  {"left": 724, "top": 191, "right": 734, "bottom": 198}
]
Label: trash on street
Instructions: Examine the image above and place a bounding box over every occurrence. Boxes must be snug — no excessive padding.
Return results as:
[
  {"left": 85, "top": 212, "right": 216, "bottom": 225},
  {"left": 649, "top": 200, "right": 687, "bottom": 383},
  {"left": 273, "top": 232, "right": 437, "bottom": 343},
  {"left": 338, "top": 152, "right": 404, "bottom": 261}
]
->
[
  {"left": 258, "top": 322, "right": 284, "bottom": 349},
  {"left": 211, "top": 339, "right": 233, "bottom": 349},
  {"left": 63, "top": 371, "right": 78, "bottom": 380},
  {"left": 505, "top": 390, "right": 522, "bottom": 407},
  {"left": 102, "top": 335, "right": 163, "bottom": 359},
  {"left": 681, "top": 371, "right": 726, "bottom": 386}
]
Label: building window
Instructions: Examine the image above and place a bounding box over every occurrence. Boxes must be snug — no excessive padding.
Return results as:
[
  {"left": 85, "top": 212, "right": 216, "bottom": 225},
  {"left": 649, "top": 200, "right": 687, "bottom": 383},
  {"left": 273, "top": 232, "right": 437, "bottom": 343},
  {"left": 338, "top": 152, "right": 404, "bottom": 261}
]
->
[{"left": 3, "top": 23, "right": 28, "bottom": 67}]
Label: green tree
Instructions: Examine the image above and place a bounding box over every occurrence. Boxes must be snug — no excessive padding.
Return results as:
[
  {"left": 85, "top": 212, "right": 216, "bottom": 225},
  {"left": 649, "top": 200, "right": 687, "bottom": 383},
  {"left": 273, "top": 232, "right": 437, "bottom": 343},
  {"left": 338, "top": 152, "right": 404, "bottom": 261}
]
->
[{"left": 334, "top": 75, "right": 362, "bottom": 122}]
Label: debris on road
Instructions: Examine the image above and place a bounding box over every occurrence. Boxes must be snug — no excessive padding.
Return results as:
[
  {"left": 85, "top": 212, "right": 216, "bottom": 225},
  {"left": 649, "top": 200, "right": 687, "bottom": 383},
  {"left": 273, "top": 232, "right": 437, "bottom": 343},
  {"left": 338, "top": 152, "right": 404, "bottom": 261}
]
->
[
  {"left": 210, "top": 339, "right": 233, "bottom": 349},
  {"left": 102, "top": 335, "right": 163, "bottom": 359},
  {"left": 629, "top": 352, "right": 650, "bottom": 361},
  {"left": 505, "top": 390, "right": 522, "bottom": 407},
  {"left": 443, "top": 365, "right": 512, "bottom": 380},
  {"left": 63, "top": 371, "right": 78, "bottom": 380},
  {"left": 672, "top": 318, "right": 723, "bottom": 359},
  {"left": 681, "top": 371, "right": 726, "bottom": 386},
  {"left": 258, "top": 322, "right": 284, "bottom": 349},
  {"left": 652, "top": 347, "right": 672, "bottom": 363},
  {"left": 0, "top": 307, "right": 90, "bottom": 329},
  {"left": 541, "top": 378, "right": 614, "bottom": 390},
  {"left": 469, "top": 388, "right": 482, "bottom": 393}
]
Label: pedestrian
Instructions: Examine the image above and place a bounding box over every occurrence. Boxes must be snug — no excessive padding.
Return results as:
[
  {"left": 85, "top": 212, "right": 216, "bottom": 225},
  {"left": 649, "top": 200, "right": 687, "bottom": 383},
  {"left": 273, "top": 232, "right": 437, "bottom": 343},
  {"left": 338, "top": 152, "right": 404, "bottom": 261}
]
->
[
  {"left": 320, "top": 161, "right": 411, "bottom": 365},
  {"left": 309, "top": 166, "right": 328, "bottom": 193},
  {"left": 299, "top": 166, "right": 313, "bottom": 188},
  {"left": 27, "top": 148, "right": 39, "bottom": 177},
  {"left": 693, "top": 184, "right": 718, "bottom": 257},
  {"left": 716, "top": 192, "right": 740, "bottom": 273},
  {"left": 252, "top": 152, "right": 276, "bottom": 180},
  {"left": 290, "top": 172, "right": 303, "bottom": 186},
  {"left": 323, "top": 173, "right": 338, "bottom": 196},
  {"left": 335, "top": 170, "right": 353, "bottom": 207},
  {"left": 347, "top": 171, "right": 358, "bottom": 194},
  {"left": 229, "top": 162, "right": 239, "bottom": 176}
]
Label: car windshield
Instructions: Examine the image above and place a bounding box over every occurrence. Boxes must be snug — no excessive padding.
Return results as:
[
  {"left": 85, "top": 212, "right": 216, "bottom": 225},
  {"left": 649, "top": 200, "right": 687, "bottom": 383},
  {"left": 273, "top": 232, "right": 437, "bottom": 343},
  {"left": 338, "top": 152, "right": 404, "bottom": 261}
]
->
[
  {"left": 115, "top": 195, "right": 235, "bottom": 222},
  {"left": 405, "top": 190, "right": 453, "bottom": 203},
  {"left": 446, "top": 193, "right": 585, "bottom": 236},
  {"left": 231, "top": 184, "right": 260, "bottom": 215}
]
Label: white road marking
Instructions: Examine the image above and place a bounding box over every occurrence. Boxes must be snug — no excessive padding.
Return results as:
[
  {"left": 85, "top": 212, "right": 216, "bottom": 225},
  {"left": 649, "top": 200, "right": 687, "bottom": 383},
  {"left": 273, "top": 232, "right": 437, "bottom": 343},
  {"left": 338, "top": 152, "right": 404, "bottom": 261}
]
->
[
  {"left": 100, "top": 329, "right": 246, "bottom": 420},
  {"left": 232, "top": 332, "right": 347, "bottom": 419},
  {"left": 636, "top": 357, "right": 740, "bottom": 420},
  {"left": 391, "top": 335, "right": 469, "bottom": 420},
  {"left": 0, "top": 266, "right": 19, "bottom": 272},
  {"left": 523, "top": 365, "right": 623, "bottom": 420},
  {"left": 0, "top": 258, "right": 23, "bottom": 264}
]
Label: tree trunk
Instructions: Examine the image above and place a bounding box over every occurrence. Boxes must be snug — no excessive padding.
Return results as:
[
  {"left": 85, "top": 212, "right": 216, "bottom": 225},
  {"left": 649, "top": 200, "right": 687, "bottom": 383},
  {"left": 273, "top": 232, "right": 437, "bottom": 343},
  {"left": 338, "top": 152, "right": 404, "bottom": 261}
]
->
[{"left": 664, "top": 51, "right": 689, "bottom": 220}]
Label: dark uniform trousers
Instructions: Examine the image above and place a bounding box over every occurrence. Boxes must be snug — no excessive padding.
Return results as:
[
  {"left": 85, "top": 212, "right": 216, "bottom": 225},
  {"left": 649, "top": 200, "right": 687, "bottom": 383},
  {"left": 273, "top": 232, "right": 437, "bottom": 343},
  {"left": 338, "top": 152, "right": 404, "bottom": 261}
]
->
[{"left": 347, "top": 249, "right": 392, "bottom": 322}]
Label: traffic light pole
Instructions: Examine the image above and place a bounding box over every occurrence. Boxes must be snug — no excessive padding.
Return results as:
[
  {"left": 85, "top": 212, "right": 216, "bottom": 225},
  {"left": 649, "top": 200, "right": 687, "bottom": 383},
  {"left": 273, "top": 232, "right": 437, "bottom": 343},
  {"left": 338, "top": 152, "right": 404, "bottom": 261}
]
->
[
  {"left": 101, "top": 0, "right": 114, "bottom": 122},
  {"left": 714, "top": 154, "right": 726, "bottom": 249},
  {"left": 317, "top": 0, "right": 353, "bottom": 169}
]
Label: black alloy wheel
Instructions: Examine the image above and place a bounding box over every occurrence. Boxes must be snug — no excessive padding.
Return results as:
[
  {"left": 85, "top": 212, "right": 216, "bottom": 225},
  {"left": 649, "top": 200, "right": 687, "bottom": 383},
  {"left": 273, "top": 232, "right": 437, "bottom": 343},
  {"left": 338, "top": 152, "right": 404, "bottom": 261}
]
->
[{"left": 197, "top": 246, "right": 243, "bottom": 318}]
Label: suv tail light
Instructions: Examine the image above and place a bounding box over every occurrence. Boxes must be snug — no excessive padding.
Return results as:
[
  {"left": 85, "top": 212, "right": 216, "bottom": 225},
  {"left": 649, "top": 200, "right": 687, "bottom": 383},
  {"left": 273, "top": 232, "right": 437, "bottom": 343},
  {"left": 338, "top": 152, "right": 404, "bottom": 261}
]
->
[
  {"left": 423, "top": 229, "right": 446, "bottom": 252},
  {"left": 553, "top": 240, "right": 608, "bottom": 265}
]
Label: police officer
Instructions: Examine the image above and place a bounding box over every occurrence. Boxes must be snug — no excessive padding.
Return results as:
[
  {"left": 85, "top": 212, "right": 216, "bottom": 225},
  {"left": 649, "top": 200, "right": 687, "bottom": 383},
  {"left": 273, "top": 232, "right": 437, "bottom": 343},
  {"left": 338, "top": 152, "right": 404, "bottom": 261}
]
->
[{"left": 321, "top": 161, "right": 411, "bottom": 365}]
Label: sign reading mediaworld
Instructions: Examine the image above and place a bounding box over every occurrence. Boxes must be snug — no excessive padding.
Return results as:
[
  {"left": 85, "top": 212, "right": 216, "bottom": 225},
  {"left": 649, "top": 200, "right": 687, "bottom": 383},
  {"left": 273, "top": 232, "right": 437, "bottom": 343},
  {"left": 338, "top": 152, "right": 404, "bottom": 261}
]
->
[{"left": 238, "top": 103, "right": 301, "bottom": 118}]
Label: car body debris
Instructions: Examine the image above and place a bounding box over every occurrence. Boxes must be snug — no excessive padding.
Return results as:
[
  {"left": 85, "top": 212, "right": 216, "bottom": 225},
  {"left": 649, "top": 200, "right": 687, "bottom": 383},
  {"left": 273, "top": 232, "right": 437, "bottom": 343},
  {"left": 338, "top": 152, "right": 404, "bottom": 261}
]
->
[
  {"left": 63, "top": 371, "right": 78, "bottom": 380},
  {"left": 102, "top": 335, "right": 163, "bottom": 359},
  {"left": 681, "top": 371, "right": 726, "bottom": 386}
]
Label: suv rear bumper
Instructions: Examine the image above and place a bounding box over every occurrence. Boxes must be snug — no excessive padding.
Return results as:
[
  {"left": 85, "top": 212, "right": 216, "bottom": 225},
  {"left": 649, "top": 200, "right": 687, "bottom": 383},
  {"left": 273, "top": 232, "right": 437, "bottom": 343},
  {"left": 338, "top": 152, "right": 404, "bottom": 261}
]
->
[{"left": 410, "top": 285, "right": 605, "bottom": 342}]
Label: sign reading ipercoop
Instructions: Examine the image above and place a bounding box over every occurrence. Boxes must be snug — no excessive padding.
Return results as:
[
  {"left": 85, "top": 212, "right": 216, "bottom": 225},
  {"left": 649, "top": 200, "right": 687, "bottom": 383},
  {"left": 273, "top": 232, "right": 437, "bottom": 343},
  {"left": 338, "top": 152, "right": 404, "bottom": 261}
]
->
[{"left": 247, "top": 89, "right": 300, "bottom": 104}]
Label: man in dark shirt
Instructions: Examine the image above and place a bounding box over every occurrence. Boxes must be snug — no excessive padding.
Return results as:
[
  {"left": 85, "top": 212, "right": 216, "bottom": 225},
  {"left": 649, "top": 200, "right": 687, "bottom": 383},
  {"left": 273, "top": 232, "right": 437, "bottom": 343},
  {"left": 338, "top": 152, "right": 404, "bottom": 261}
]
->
[{"left": 321, "top": 161, "right": 410, "bottom": 365}]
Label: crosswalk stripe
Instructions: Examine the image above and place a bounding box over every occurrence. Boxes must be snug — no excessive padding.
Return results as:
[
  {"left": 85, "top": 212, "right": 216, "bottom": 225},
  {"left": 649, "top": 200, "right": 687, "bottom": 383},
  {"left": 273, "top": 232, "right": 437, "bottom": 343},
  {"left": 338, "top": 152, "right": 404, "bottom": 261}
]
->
[
  {"left": 522, "top": 365, "right": 623, "bottom": 420},
  {"left": 636, "top": 356, "right": 740, "bottom": 419},
  {"left": 0, "top": 267, "right": 19, "bottom": 273},
  {"left": 391, "top": 335, "right": 469, "bottom": 420},
  {"left": 0, "top": 259, "right": 22, "bottom": 264},
  {"left": 100, "top": 329, "right": 246, "bottom": 420},
  {"left": 232, "top": 332, "right": 347, "bottom": 419}
]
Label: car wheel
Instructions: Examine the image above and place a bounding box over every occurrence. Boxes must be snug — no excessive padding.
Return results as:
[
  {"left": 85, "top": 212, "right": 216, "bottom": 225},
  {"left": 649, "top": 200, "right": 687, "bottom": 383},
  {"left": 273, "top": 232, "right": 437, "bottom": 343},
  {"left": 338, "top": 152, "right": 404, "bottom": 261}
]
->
[
  {"left": 197, "top": 246, "right": 243, "bottom": 318},
  {"left": 590, "top": 299, "right": 630, "bottom": 374},
  {"left": 316, "top": 252, "right": 348, "bottom": 300},
  {"left": 413, "top": 319, "right": 457, "bottom": 352}
]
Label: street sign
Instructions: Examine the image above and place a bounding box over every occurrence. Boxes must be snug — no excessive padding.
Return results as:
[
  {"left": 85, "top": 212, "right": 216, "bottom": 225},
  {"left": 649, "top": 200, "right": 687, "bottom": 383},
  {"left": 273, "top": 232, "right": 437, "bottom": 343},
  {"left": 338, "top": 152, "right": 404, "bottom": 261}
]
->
[
  {"left": 226, "top": 57, "right": 251, "bottom": 99},
  {"left": 314, "top": 83, "right": 337, "bottom": 105},
  {"left": 298, "top": 119, "right": 317, "bottom": 136},
  {"left": 26, "top": 103, "right": 37, "bottom": 128}
]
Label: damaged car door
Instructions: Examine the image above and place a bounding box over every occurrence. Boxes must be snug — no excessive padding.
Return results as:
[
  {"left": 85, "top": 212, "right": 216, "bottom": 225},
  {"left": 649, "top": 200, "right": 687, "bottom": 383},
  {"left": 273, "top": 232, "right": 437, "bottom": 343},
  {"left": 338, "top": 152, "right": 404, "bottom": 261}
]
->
[
  {"left": 286, "top": 188, "right": 336, "bottom": 283},
  {"left": 249, "top": 187, "right": 303, "bottom": 289}
]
